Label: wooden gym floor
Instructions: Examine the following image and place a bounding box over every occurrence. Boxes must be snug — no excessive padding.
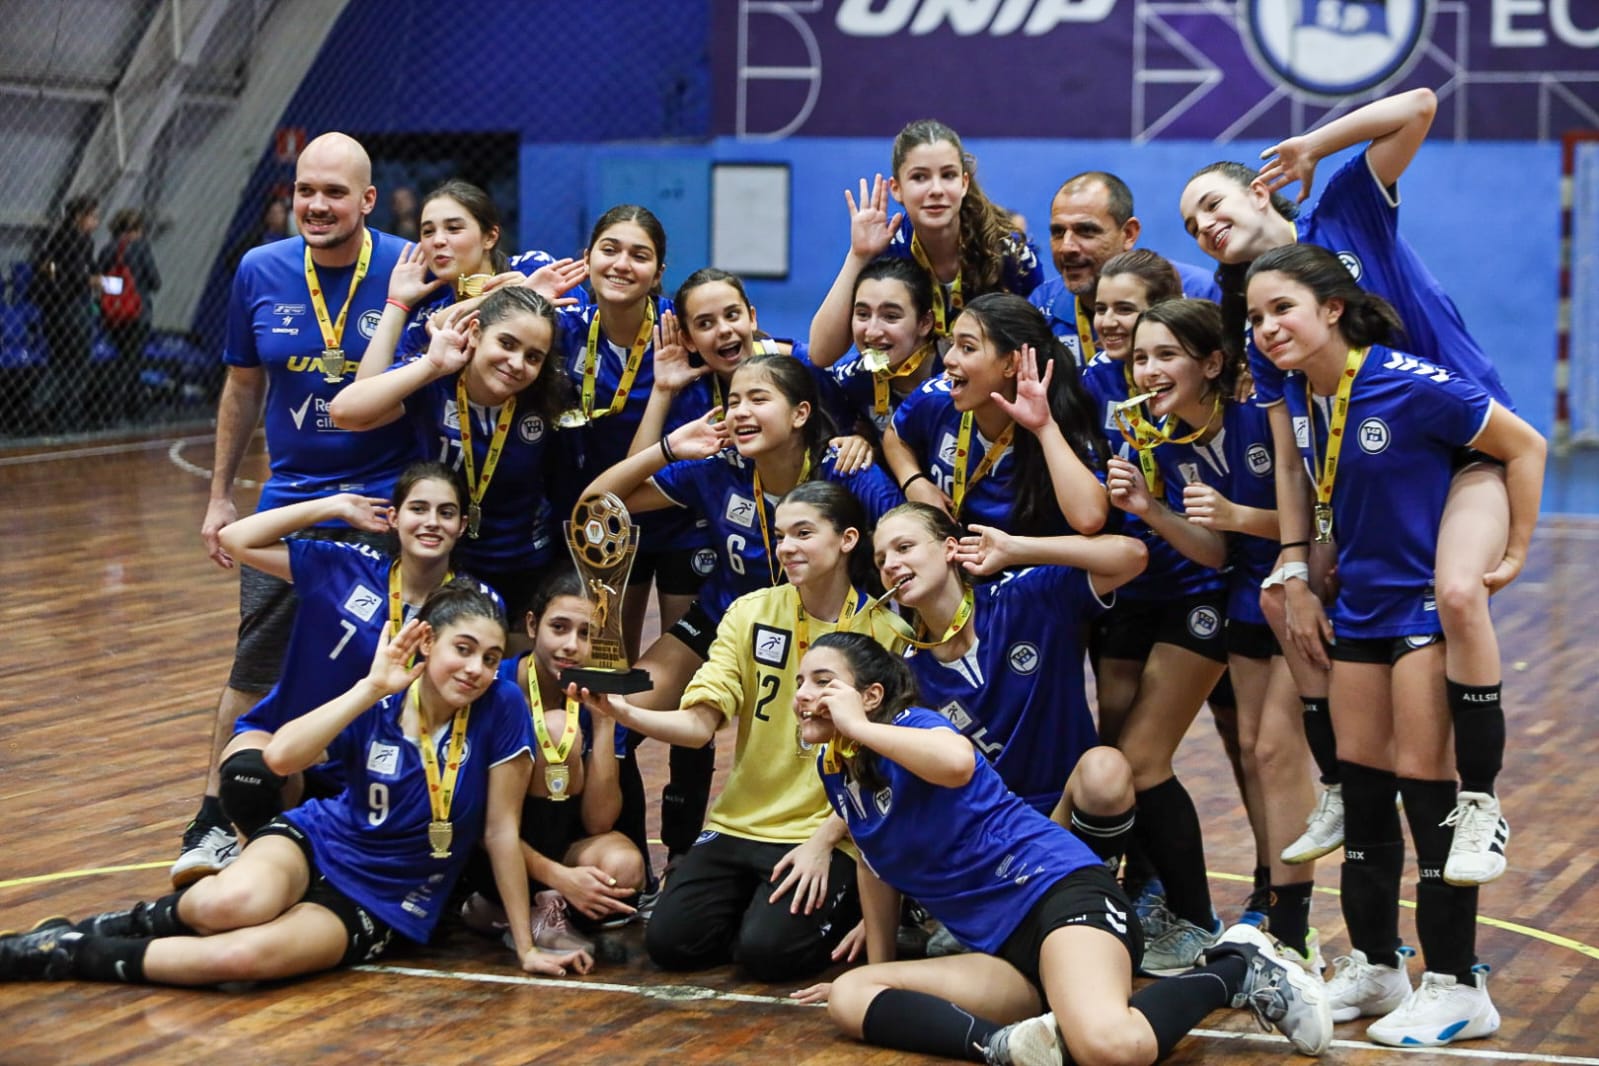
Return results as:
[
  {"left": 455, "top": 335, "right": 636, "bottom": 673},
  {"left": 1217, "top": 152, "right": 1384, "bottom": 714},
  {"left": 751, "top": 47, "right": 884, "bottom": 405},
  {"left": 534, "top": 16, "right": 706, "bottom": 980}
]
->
[{"left": 1, "top": 433, "right": 1596, "bottom": 1065}]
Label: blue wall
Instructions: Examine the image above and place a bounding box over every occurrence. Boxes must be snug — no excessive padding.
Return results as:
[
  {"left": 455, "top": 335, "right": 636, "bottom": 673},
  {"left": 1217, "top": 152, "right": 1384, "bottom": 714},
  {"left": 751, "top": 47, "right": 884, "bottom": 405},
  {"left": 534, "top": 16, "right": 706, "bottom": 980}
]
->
[{"left": 521, "top": 137, "right": 1560, "bottom": 434}]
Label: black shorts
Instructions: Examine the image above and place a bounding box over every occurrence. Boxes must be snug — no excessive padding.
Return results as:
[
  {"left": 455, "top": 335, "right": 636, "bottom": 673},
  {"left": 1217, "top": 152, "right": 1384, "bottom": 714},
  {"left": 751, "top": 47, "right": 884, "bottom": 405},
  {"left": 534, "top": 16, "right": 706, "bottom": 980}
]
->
[
  {"left": 996, "top": 863, "right": 1143, "bottom": 989},
  {"left": 228, "top": 527, "right": 389, "bottom": 692},
  {"left": 1094, "top": 592, "right": 1228, "bottom": 665},
  {"left": 665, "top": 599, "right": 717, "bottom": 661},
  {"left": 628, "top": 547, "right": 714, "bottom": 597},
  {"left": 254, "top": 817, "right": 395, "bottom": 966},
  {"left": 1330, "top": 631, "right": 1442, "bottom": 665},
  {"left": 1226, "top": 619, "right": 1282, "bottom": 661},
  {"left": 1452, "top": 447, "right": 1505, "bottom": 472}
]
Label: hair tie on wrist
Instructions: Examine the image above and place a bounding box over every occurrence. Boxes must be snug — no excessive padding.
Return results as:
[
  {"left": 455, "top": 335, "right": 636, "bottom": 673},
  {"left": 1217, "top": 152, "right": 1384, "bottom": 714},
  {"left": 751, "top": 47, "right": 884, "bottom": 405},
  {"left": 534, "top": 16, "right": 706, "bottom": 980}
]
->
[
  {"left": 900, "top": 471, "right": 931, "bottom": 493},
  {"left": 1279, "top": 540, "right": 1310, "bottom": 551},
  {"left": 659, "top": 436, "right": 677, "bottom": 464},
  {"left": 385, "top": 297, "right": 412, "bottom": 314}
]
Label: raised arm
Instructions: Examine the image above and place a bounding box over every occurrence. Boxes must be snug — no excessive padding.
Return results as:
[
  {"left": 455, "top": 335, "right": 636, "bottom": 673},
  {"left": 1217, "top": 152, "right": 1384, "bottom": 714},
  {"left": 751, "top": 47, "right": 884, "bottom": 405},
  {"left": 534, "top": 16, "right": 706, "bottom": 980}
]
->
[
  {"left": 825, "top": 681, "right": 974, "bottom": 789},
  {"left": 990, "top": 349, "right": 1108, "bottom": 532},
  {"left": 217, "top": 493, "right": 391, "bottom": 581},
  {"left": 583, "top": 408, "right": 728, "bottom": 513},
  {"left": 955, "top": 524, "right": 1148, "bottom": 596},
  {"left": 571, "top": 687, "right": 722, "bottom": 749},
  {"left": 356, "top": 242, "right": 445, "bottom": 381},
  {"left": 330, "top": 308, "right": 474, "bottom": 430},
  {"left": 1260, "top": 87, "right": 1437, "bottom": 201},
  {"left": 809, "top": 175, "right": 902, "bottom": 368},
  {"left": 626, "top": 311, "right": 706, "bottom": 457}
]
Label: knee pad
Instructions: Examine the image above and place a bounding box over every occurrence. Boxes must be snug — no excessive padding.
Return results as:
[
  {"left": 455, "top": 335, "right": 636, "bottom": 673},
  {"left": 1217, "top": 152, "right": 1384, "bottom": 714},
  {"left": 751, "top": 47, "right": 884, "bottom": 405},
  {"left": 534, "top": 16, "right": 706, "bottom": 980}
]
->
[{"left": 219, "top": 748, "right": 287, "bottom": 836}]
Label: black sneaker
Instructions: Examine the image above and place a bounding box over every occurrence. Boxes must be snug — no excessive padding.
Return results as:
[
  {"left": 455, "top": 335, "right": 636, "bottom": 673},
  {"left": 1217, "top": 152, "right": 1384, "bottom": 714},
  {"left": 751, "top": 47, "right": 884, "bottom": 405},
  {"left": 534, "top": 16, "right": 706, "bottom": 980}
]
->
[
  {"left": 0, "top": 919, "right": 80, "bottom": 981},
  {"left": 75, "top": 902, "right": 154, "bottom": 938}
]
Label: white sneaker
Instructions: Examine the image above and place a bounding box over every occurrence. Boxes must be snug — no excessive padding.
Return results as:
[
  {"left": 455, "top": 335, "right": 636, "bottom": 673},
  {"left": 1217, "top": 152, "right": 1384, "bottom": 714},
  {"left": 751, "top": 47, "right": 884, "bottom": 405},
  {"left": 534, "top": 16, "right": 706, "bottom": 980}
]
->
[
  {"left": 1443, "top": 792, "right": 1510, "bottom": 885},
  {"left": 1366, "top": 969, "right": 1501, "bottom": 1047},
  {"left": 169, "top": 825, "right": 239, "bottom": 889},
  {"left": 1275, "top": 927, "right": 1324, "bottom": 975},
  {"left": 1209, "top": 924, "right": 1333, "bottom": 1056},
  {"left": 1141, "top": 915, "right": 1223, "bottom": 977},
  {"left": 983, "top": 1012, "right": 1065, "bottom": 1066},
  {"left": 1325, "top": 948, "right": 1412, "bottom": 1022},
  {"left": 1281, "top": 785, "right": 1344, "bottom": 864}
]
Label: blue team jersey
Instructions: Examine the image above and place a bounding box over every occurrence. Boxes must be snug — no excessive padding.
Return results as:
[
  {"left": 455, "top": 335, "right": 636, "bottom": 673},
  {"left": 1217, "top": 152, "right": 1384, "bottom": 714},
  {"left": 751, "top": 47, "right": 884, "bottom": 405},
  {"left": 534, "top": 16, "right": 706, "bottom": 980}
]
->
[
  {"left": 1030, "top": 260, "right": 1220, "bottom": 368},
  {"left": 1282, "top": 345, "right": 1493, "bottom": 637},
  {"left": 397, "top": 249, "right": 569, "bottom": 358},
  {"left": 1080, "top": 356, "right": 1225, "bottom": 601},
  {"left": 235, "top": 540, "right": 503, "bottom": 736},
  {"left": 1149, "top": 402, "right": 1279, "bottom": 627},
  {"left": 905, "top": 566, "right": 1106, "bottom": 812},
  {"left": 394, "top": 355, "right": 558, "bottom": 573},
  {"left": 286, "top": 677, "right": 533, "bottom": 943},
  {"left": 494, "top": 653, "right": 630, "bottom": 758},
  {"left": 556, "top": 299, "right": 707, "bottom": 553},
  {"left": 891, "top": 376, "right": 1029, "bottom": 532},
  {"left": 225, "top": 229, "right": 421, "bottom": 510},
  {"left": 652, "top": 446, "right": 903, "bottom": 622},
  {"left": 827, "top": 347, "right": 940, "bottom": 439},
  {"left": 820, "top": 706, "right": 1100, "bottom": 954},
  {"left": 1247, "top": 153, "right": 1512, "bottom": 409},
  {"left": 677, "top": 340, "right": 851, "bottom": 433},
  {"left": 887, "top": 219, "right": 1044, "bottom": 300}
]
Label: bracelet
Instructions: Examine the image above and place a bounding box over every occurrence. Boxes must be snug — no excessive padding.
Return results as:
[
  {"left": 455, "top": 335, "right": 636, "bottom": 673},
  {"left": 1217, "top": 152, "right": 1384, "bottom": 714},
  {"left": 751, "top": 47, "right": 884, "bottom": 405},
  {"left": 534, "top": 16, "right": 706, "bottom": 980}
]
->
[
  {"left": 1280, "top": 562, "right": 1311, "bottom": 584},
  {"left": 900, "top": 471, "right": 931, "bottom": 493},
  {"left": 385, "top": 297, "right": 412, "bottom": 314},
  {"left": 1279, "top": 540, "right": 1310, "bottom": 551},
  {"left": 659, "top": 435, "right": 677, "bottom": 464}
]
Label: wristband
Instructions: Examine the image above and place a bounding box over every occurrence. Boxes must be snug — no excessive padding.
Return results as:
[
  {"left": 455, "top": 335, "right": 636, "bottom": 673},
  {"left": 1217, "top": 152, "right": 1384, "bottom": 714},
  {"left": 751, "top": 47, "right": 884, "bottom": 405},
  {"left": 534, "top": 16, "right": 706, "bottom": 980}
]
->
[
  {"left": 900, "top": 471, "right": 931, "bottom": 493},
  {"left": 385, "top": 297, "right": 412, "bottom": 314},
  {"left": 1279, "top": 540, "right": 1310, "bottom": 552},
  {"left": 1261, "top": 562, "right": 1311, "bottom": 590},
  {"left": 659, "top": 435, "right": 677, "bottom": 465}
]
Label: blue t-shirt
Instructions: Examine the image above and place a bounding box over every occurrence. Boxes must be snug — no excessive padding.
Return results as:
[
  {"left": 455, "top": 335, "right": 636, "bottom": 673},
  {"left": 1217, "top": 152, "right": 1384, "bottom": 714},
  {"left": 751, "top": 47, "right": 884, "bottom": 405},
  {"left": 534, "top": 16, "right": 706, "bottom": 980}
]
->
[
  {"left": 395, "top": 355, "right": 558, "bottom": 574},
  {"left": 1282, "top": 345, "right": 1493, "bottom": 638},
  {"left": 397, "top": 249, "right": 568, "bottom": 358},
  {"left": 235, "top": 539, "right": 502, "bottom": 736},
  {"left": 905, "top": 566, "right": 1106, "bottom": 812},
  {"left": 495, "top": 652, "right": 630, "bottom": 759},
  {"left": 1247, "top": 153, "right": 1512, "bottom": 409},
  {"left": 821, "top": 706, "right": 1101, "bottom": 954},
  {"left": 652, "top": 446, "right": 903, "bottom": 622},
  {"left": 677, "top": 340, "right": 852, "bottom": 435},
  {"left": 224, "top": 229, "right": 421, "bottom": 510},
  {"left": 827, "top": 347, "right": 940, "bottom": 440},
  {"left": 887, "top": 219, "right": 1044, "bottom": 301},
  {"left": 1149, "top": 401, "right": 1279, "bottom": 627},
  {"left": 1030, "top": 259, "right": 1221, "bottom": 367},
  {"left": 286, "top": 676, "right": 533, "bottom": 943},
  {"left": 890, "top": 376, "right": 1024, "bottom": 532}
]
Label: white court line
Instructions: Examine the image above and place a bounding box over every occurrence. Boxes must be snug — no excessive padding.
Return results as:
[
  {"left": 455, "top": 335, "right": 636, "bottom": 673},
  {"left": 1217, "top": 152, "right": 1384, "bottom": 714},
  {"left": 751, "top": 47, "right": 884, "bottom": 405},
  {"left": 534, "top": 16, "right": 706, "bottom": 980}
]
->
[
  {"left": 165, "top": 436, "right": 260, "bottom": 489},
  {"left": 357, "top": 964, "right": 1599, "bottom": 1064},
  {"left": 0, "top": 435, "right": 192, "bottom": 467}
]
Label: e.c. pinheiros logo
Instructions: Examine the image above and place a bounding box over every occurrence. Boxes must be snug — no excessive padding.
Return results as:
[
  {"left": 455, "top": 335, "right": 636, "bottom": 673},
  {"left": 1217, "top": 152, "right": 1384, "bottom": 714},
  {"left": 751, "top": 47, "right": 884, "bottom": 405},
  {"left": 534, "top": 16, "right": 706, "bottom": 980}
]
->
[{"left": 1242, "top": 0, "right": 1431, "bottom": 99}]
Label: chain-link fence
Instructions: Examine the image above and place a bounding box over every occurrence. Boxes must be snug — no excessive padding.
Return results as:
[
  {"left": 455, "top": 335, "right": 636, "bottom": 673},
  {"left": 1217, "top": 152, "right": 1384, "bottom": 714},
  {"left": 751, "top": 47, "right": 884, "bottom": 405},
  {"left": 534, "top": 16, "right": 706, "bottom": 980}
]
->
[{"left": 0, "top": 0, "right": 706, "bottom": 444}]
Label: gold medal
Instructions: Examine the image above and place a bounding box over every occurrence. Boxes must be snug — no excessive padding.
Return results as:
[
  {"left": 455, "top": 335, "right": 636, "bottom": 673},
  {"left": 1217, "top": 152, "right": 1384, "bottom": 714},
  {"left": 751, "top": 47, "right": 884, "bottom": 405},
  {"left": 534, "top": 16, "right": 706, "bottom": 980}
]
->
[
  {"left": 544, "top": 762, "right": 571, "bottom": 800},
  {"left": 556, "top": 409, "right": 589, "bottom": 429},
  {"left": 456, "top": 273, "right": 490, "bottom": 298},
  {"left": 1307, "top": 348, "right": 1367, "bottom": 548},
  {"left": 529, "top": 669, "right": 583, "bottom": 798},
  {"left": 321, "top": 347, "right": 347, "bottom": 383},
  {"left": 428, "top": 819, "right": 453, "bottom": 859},
  {"left": 467, "top": 502, "right": 482, "bottom": 539},
  {"left": 1314, "top": 502, "right": 1334, "bottom": 545},
  {"left": 860, "top": 347, "right": 891, "bottom": 373}
]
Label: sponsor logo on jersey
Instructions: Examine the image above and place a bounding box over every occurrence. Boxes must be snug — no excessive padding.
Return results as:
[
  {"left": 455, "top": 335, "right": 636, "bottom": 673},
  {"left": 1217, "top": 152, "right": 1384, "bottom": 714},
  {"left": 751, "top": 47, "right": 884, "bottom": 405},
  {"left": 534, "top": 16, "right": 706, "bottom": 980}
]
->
[
  {"left": 367, "top": 742, "right": 400, "bottom": 776},
  {"left": 692, "top": 548, "right": 718, "bottom": 576},
  {"left": 1187, "top": 604, "right": 1221, "bottom": 640},
  {"left": 1178, "top": 461, "right": 1202, "bottom": 486},
  {"left": 1381, "top": 351, "right": 1451, "bottom": 383},
  {"left": 695, "top": 830, "right": 720, "bottom": 846},
  {"left": 343, "top": 583, "right": 383, "bottom": 622},
  {"left": 937, "top": 431, "right": 959, "bottom": 467},
  {"left": 1338, "top": 251, "right": 1364, "bottom": 281},
  {"left": 1103, "top": 399, "right": 1120, "bottom": 434},
  {"left": 290, "top": 393, "right": 316, "bottom": 430},
  {"left": 1242, "top": 0, "right": 1429, "bottom": 99},
  {"left": 939, "top": 700, "right": 974, "bottom": 731},
  {"left": 753, "top": 624, "right": 790, "bottom": 668},
  {"left": 1293, "top": 415, "right": 1310, "bottom": 449},
  {"left": 1007, "top": 642, "right": 1041, "bottom": 675},
  {"left": 443, "top": 398, "right": 462, "bottom": 431},
  {"left": 517, "top": 412, "right": 545, "bottom": 444},
  {"left": 725, "top": 493, "right": 757, "bottom": 529},
  {"left": 273, "top": 303, "right": 306, "bottom": 316},
  {"left": 358, "top": 308, "right": 382, "bottom": 339},
  {"left": 1358, "top": 417, "right": 1391, "bottom": 454},
  {"left": 1246, "top": 442, "right": 1273, "bottom": 476}
]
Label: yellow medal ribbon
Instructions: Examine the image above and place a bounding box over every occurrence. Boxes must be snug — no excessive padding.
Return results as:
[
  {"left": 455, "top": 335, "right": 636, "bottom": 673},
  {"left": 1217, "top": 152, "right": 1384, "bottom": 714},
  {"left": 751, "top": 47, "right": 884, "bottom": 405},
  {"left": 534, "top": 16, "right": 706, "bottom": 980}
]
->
[
  {"left": 304, "top": 230, "right": 373, "bottom": 381},
  {"left": 793, "top": 586, "right": 863, "bottom": 765},
  {"left": 1308, "top": 347, "right": 1368, "bottom": 544},
  {"left": 386, "top": 562, "right": 452, "bottom": 664},
  {"left": 751, "top": 450, "right": 813, "bottom": 585},
  {"left": 580, "top": 304, "right": 655, "bottom": 420},
  {"left": 903, "top": 585, "right": 975, "bottom": 650},
  {"left": 409, "top": 679, "right": 472, "bottom": 859},
  {"left": 951, "top": 412, "right": 1015, "bottom": 520},
  {"left": 526, "top": 664, "right": 581, "bottom": 800},
  {"left": 910, "top": 233, "right": 963, "bottom": 337},
  {"left": 870, "top": 341, "right": 935, "bottom": 417},
  {"left": 1111, "top": 392, "right": 1170, "bottom": 495},
  {"left": 454, "top": 375, "right": 517, "bottom": 539},
  {"left": 1073, "top": 296, "right": 1096, "bottom": 367}
]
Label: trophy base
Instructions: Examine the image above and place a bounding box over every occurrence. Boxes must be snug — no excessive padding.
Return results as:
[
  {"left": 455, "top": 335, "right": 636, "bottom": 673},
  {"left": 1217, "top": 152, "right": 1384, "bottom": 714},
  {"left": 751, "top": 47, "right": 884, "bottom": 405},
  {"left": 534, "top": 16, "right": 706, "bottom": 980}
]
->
[{"left": 560, "top": 666, "right": 653, "bottom": 696}]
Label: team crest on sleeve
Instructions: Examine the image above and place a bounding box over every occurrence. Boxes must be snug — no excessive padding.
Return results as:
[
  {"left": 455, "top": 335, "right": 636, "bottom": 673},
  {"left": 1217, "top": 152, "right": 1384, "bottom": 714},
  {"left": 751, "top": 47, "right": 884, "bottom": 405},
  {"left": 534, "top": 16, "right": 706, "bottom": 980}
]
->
[
  {"left": 1358, "top": 418, "right": 1391, "bottom": 454},
  {"left": 1186, "top": 605, "right": 1221, "bottom": 640},
  {"left": 725, "top": 494, "right": 757, "bottom": 529},
  {"left": 1246, "top": 443, "right": 1273, "bottom": 476},
  {"left": 358, "top": 309, "right": 383, "bottom": 339},
  {"left": 366, "top": 741, "right": 401, "bottom": 777},
  {"left": 1006, "top": 643, "right": 1041, "bottom": 675},
  {"left": 937, "top": 432, "right": 959, "bottom": 466},
  {"left": 752, "top": 624, "right": 791, "bottom": 668},
  {"left": 873, "top": 786, "right": 893, "bottom": 816},
  {"left": 343, "top": 583, "right": 383, "bottom": 622},
  {"left": 517, "top": 413, "right": 545, "bottom": 444}
]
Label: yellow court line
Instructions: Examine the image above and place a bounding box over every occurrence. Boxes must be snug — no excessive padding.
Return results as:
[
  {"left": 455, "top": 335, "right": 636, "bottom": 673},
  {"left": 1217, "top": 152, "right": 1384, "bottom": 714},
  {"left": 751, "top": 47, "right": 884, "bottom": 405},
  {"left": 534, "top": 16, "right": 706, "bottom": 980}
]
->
[
  {"left": 1208, "top": 870, "right": 1599, "bottom": 962},
  {"left": 0, "top": 862, "right": 170, "bottom": 890}
]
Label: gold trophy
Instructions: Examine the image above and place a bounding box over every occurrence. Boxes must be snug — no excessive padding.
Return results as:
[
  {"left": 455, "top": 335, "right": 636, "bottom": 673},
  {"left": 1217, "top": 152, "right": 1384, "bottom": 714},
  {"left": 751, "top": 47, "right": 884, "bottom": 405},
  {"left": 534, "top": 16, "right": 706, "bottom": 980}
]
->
[{"left": 562, "top": 492, "right": 653, "bottom": 694}]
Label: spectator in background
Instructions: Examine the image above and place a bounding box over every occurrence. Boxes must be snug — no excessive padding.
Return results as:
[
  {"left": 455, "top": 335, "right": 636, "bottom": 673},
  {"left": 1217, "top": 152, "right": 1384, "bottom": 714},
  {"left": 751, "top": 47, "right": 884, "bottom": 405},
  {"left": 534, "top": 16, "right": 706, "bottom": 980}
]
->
[
  {"left": 99, "top": 209, "right": 162, "bottom": 423},
  {"left": 390, "top": 186, "right": 420, "bottom": 242},
  {"left": 226, "top": 197, "right": 292, "bottom": 274},
  {"left": 28, "top": 194, "right": 100, "bottom": 431}
]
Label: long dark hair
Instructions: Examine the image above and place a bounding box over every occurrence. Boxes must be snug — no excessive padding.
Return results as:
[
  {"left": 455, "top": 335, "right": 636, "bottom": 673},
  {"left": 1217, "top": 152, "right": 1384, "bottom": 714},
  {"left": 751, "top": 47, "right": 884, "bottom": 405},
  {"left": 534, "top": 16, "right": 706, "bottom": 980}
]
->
[
  {"left": 810, "top": 630, "right": 920, "bottom": 796},
  {"left": 780, "top": 480, "right": 873, "bottom": 592},
  {"left": 422, "top": 179, "right": 508, "bottom": 273},
  {"left": 956, "top": 293, "right": 1109, "bottom": 534},
  {"left": 1188, "top": 162, "right": 1302, "bottom": 358},
  {"left": 891, "top": 119, "right": 1020, "bottom": 297},
  {"left": 1246, "top": 244, "right": 1405, "bottom": 349},
  {"left": 731, "top": 353, "right": 840, "bottom": 471},
  {"left": 475, "top": 287, "right": 572, "bottom": 418}
]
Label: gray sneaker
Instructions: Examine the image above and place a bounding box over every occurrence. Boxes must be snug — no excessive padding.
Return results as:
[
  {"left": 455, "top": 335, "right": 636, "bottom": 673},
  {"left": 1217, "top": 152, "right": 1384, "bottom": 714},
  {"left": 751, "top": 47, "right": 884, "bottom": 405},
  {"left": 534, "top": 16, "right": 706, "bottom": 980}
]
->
[
  {"left": 1141, "top": 914, "right": 1223, "bottom": 976},
  {"left": 983, "top": 1011, "right": 1065, "bottom": 1066},
  {"left": 170, "top": 824, "right": 239, "bottom": 888},
  {"left": 1209, "top": 924, "right": 1333, "bottom": 1056}
]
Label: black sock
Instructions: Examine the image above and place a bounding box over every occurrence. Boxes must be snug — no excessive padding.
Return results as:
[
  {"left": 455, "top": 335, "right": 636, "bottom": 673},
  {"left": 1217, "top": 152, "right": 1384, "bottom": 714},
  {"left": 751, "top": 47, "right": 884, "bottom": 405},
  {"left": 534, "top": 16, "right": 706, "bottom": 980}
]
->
[
  {"left": 1339, "top": 761, "right": 1404, "bottom": 968},
  {"left": 660, "top": 742, "right": 716, "bottom": 856},
  {"left": 74, "top": 935, "right": 150, "bottom": 984},
  {"left": 1446, "top": 681, "right": 1504, "bottom": 796},
  {"left": 1070, "top": 806, "right": 1135, "bottom": 867},
  {"left": 1268, "top": 881, "right": 1313, "bottom": 956},
  {"left": 1399, "top": 776, "right": 1478, "bottom": 982},
  {"left": 1123, "top": 837, "right": 1159, "bottom": 895},
  {"left": 1130, "top": 955, "right": 1246, "bottom": 1059},
  {"left": 1251, "top": 865, "right": 1269, "bottom": 895},
  {"left": 144, "top": 892, "right": 195, "bottom": 938},
  {"left": 197, "top": 794, "right": 227, "bottom": 829},
  {"left": 861, "top": 988, "right": 999, "bottom": 1062},
  {"left": 1301, "top": 697, "right": 1338, "bottom": 785},
  {"left": 1133, "top": 777, "right": 1213, "bottom": 928}
]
